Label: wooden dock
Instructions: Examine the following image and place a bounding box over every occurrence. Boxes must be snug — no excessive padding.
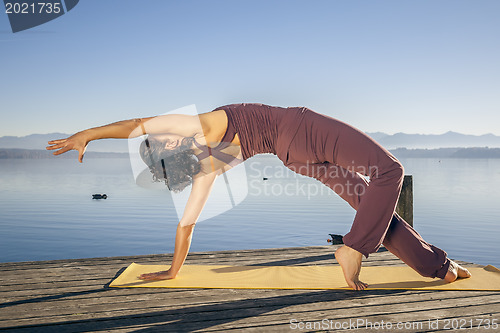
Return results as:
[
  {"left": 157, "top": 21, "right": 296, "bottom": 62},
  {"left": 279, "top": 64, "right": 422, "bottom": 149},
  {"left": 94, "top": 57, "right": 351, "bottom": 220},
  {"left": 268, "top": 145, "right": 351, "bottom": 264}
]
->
[{"left": 1, "top": 246, "right": 499, "bottom": 332}]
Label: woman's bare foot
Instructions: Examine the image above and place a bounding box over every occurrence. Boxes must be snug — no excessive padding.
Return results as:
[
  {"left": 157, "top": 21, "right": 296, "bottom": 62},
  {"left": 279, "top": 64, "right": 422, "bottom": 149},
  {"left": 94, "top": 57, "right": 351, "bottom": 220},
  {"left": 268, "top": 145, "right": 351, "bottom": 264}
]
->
[
  {"left": 335, "top": 245, "right": 368, "bottom": 290},
  {"left": 444, "top": 260, "right": 472, "bottom": 283}
]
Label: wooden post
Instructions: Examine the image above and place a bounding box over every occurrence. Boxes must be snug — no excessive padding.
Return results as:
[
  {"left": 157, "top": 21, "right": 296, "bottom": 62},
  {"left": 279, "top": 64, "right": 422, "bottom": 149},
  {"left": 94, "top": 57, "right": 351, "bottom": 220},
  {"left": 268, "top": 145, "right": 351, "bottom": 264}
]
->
[{"left": 395, "top": 175, "right": 413, "bottom": 227}]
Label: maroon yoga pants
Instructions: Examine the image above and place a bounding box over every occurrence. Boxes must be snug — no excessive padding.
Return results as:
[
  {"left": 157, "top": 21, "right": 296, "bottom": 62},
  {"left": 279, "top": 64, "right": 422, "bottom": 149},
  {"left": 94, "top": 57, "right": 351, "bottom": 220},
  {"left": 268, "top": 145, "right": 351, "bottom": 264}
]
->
[{"left": 284, "top": 109, "right": 450, "bottom": 279}]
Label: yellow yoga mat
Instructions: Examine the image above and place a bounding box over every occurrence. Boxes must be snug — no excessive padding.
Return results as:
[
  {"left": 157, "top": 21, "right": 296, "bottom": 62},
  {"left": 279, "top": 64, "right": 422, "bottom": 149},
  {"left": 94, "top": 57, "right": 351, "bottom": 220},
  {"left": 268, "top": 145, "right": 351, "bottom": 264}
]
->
[{"left": 109, "top": 263, "right": 500, "bottom": 291}]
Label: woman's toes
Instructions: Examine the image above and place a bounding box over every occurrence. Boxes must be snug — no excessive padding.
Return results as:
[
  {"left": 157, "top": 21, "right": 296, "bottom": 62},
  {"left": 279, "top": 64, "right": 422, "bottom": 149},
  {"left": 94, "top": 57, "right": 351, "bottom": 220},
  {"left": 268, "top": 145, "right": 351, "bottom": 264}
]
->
[{"left": 352, "top": 280, "right": 367, "bottom": 290}]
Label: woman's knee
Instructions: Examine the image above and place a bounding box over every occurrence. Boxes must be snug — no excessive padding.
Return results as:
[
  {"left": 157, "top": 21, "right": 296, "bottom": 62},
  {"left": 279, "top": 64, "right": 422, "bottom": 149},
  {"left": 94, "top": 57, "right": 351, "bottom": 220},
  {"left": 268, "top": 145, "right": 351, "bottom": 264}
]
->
[
  {"left": 374, "top": 160, "right": 404, "bottom": 185},
  {"left": 394, "top": 161, "right": 405, "bottom": 182}
]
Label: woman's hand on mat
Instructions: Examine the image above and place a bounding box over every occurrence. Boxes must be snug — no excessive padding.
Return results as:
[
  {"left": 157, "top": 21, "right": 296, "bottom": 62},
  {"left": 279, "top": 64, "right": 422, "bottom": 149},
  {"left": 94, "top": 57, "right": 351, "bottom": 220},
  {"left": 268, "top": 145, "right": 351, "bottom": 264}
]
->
[
  {"left": 139, "top": 270, "right": 177, "bottom": 281},
  {"left": 46, "top": 132, "right": 89, "bottom": 163}
]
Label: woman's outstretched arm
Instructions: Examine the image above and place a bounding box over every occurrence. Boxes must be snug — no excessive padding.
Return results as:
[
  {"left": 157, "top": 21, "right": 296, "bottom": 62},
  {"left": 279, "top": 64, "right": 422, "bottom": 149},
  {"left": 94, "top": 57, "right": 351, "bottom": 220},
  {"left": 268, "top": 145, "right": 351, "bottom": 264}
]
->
[
  {"left": 46, "top": 114, "right": 203, "bottom": 162},
  {"left": 139, "top": 171, "right": 217, "bottom": 281},
  {"left": 46, "top": 117, "right": 153, "bottom": 162}
]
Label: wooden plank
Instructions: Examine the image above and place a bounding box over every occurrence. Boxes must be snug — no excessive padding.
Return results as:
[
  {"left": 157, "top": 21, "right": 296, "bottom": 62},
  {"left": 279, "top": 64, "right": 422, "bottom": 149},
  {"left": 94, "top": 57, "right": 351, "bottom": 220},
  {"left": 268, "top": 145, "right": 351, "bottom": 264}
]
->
[{"left": 0, "top": 246, "right": 335, "bottom": 268}]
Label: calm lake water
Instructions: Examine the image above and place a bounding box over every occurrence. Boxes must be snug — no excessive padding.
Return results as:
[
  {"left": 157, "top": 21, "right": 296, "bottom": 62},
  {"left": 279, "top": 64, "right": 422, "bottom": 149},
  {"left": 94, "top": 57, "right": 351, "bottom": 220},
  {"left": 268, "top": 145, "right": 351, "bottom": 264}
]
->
[{"left": 1, "top": 155, "right": 499, "bottom": 268}]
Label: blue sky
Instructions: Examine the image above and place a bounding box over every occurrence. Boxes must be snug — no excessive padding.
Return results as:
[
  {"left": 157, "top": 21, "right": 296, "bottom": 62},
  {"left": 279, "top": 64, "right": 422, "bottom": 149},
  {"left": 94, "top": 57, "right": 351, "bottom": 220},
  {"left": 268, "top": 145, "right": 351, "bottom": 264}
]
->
[{"left": 1, "top": 0, "right": 499, "bottom": 137}]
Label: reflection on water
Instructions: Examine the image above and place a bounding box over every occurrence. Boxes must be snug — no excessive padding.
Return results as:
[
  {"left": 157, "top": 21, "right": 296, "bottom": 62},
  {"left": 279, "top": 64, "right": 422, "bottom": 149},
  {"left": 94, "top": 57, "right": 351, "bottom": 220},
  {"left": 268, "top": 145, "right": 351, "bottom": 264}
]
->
[{"left": 0, "top": 156, "right": 499, "bottom": 268}]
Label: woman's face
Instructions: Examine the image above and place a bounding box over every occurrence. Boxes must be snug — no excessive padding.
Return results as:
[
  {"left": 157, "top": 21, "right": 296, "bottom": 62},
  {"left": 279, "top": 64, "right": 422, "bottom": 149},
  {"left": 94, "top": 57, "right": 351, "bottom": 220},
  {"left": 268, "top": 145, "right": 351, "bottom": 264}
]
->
[{"left": 152, "top": 134, "right": 185, "bottom": 150}]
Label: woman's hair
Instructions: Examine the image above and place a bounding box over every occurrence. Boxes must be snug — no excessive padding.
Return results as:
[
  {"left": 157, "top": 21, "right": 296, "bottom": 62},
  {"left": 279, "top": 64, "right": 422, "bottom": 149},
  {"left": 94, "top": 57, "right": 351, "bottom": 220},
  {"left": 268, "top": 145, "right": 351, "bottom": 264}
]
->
[{"left": 139, "top": 136, "right": 201, "bottom": 192}]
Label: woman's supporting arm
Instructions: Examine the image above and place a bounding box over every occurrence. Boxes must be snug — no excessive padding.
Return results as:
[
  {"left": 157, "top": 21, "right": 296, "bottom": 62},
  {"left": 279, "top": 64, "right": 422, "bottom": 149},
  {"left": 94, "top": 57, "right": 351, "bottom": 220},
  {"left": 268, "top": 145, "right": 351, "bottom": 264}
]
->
[
  {"left": 139, "top": 171, "right": 217, "bottom": 281},
  {"left": 168, "top": 223, "right": 196, "bottom": 277}
]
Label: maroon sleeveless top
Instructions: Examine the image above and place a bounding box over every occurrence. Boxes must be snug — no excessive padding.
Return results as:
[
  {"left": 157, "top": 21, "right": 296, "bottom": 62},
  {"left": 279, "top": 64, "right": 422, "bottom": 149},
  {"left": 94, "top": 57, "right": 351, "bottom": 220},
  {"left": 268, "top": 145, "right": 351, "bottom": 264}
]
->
[{"left": 212, "top": 103, "right": 308, "bottom": 163}]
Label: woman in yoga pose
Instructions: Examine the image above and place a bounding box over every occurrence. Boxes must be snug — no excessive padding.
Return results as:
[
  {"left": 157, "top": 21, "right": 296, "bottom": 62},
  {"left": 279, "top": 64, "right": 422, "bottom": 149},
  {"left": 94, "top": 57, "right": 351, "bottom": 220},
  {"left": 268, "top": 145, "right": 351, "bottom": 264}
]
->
[{"left": 46, "top": 103, "right": 471, "bottom": 290}]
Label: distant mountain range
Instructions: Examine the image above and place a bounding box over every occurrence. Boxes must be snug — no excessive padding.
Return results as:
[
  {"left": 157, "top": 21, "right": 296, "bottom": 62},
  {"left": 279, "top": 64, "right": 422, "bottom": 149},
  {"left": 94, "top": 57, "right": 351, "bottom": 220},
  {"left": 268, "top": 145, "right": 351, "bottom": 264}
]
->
[
  {"left": 366, "top": 131, "right": 500, "bottom": 149},
  {"left": 390, "top": 147, "right": 500, "bottom": 159},
  {"left": 1, "top": 132, "right": 500, "bottom": 159}
]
